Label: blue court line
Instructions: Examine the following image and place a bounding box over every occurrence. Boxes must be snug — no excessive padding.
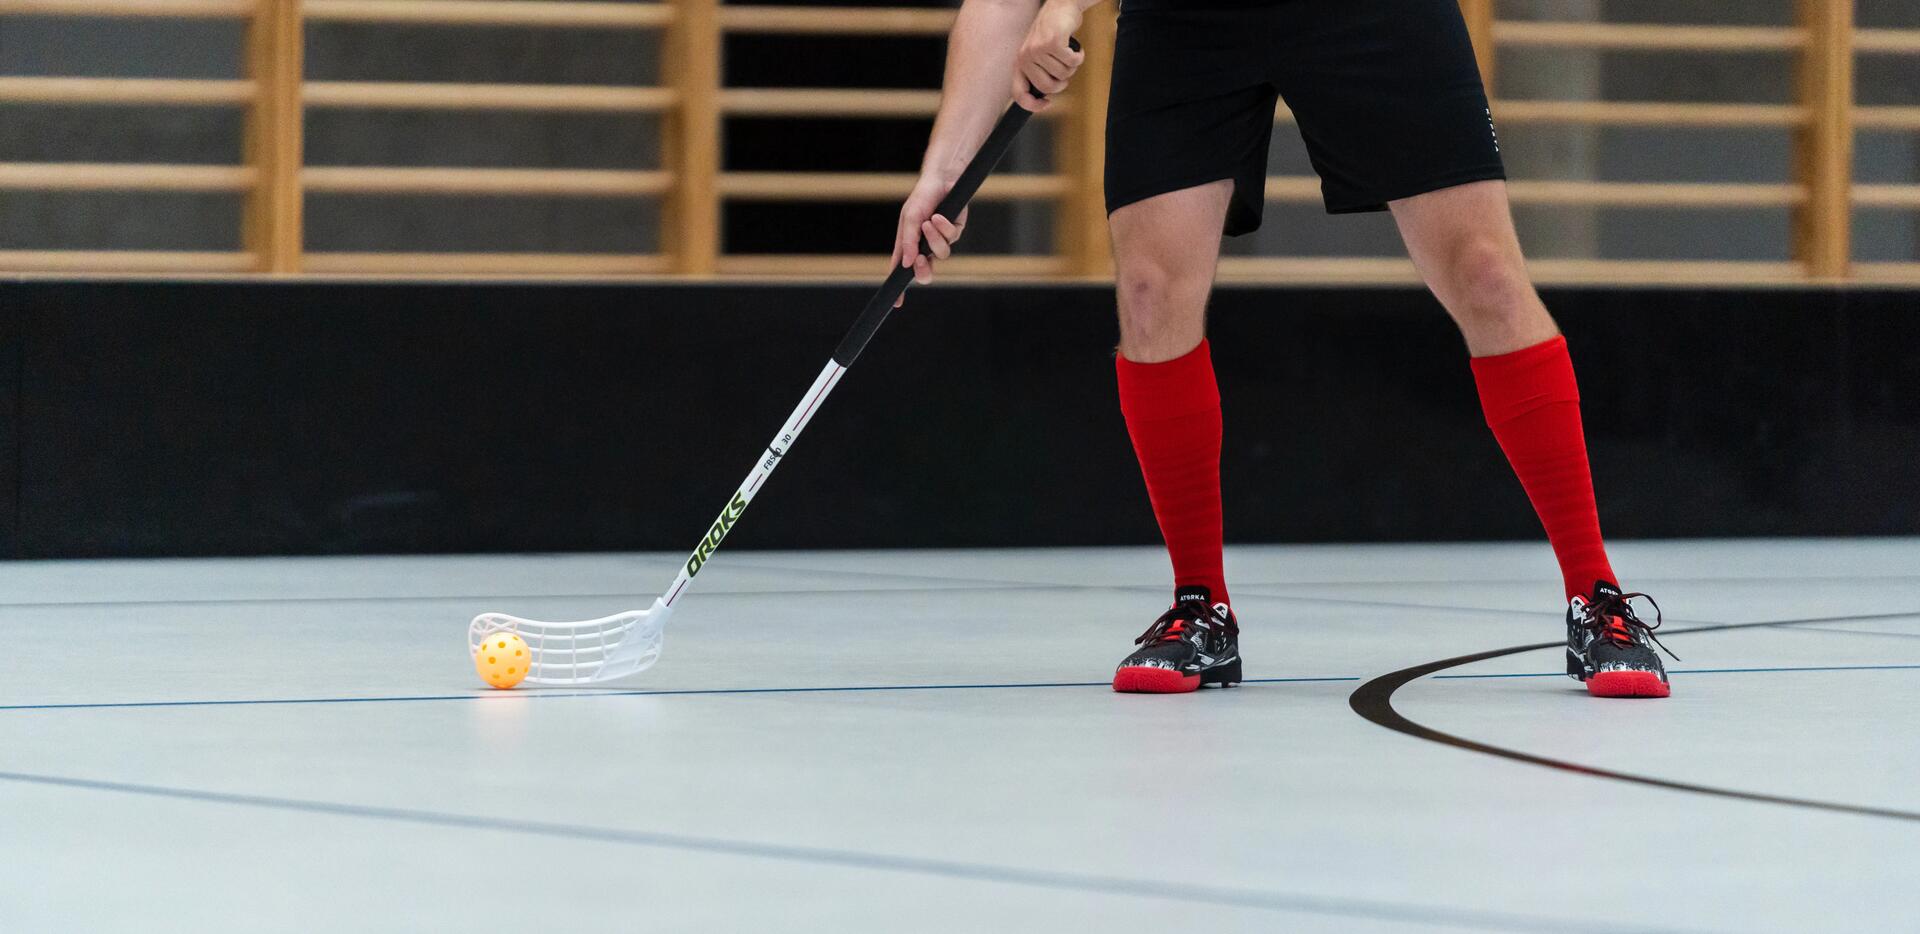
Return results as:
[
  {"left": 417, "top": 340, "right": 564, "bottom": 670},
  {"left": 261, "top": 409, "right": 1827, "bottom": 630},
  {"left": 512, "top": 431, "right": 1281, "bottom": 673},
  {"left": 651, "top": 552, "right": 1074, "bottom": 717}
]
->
[
  {"left": 0, "top": 674, "right": 1361, "bottom": 713},
  {"left": 1435, "top": 662, "right": 1920, "bottom": 680},
  {"left": 0, "top": 768, "right": 1679, "bottom": 934},
  {"left": 6, "top": 663, "right": 1916, "bottom": 712}
]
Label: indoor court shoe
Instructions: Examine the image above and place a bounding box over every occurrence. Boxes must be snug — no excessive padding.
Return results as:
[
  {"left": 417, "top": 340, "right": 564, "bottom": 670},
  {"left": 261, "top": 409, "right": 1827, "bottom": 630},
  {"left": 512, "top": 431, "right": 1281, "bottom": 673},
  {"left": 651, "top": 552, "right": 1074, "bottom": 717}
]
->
[
  {"left": 1113, "top": 587, "right": 1242, "bottom": 693},
  {"left": 1566, "top": 583, "right": 1676, "bottom": 698}
]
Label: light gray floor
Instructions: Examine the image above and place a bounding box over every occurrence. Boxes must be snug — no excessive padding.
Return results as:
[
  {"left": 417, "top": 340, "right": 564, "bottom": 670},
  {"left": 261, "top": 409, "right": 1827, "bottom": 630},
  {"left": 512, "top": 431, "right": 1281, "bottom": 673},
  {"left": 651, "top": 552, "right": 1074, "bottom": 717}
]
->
[{"left": 2, "top": 539, "right": 1917, "bottom": 933}]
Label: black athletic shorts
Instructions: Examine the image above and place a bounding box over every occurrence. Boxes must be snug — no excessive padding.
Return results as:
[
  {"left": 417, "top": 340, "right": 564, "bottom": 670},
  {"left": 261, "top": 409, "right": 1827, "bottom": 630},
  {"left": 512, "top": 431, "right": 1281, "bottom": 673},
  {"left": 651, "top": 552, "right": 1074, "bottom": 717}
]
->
[{"left": 1105, "top": 0, "right": 1506, "bottom": 235}]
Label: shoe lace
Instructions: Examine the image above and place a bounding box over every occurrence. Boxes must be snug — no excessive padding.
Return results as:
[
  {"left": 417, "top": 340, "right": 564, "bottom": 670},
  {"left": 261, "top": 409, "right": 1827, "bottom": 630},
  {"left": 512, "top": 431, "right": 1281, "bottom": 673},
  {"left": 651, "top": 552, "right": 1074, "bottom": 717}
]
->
[
  {"left": 1581, "top": 591, "right": 1679, "bottom": 661},
  {"left": 1135, "top": 598, "right": 1234, "bottom": 645}
]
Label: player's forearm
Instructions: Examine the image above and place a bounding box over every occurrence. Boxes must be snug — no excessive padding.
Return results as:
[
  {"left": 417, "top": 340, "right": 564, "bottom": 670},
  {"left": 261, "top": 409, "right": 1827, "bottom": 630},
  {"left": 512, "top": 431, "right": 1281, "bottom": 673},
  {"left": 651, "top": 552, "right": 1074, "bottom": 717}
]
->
[{"left": 920, "top": 0, "right": 1039, "bottom": 181}]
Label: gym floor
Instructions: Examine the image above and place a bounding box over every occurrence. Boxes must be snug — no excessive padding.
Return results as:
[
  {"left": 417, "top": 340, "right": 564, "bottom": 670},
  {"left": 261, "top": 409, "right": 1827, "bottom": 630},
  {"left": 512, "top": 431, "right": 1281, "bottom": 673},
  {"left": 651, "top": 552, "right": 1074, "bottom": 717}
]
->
[{"left": 2, "top": 539, "right": 1915, "bottom": 932}]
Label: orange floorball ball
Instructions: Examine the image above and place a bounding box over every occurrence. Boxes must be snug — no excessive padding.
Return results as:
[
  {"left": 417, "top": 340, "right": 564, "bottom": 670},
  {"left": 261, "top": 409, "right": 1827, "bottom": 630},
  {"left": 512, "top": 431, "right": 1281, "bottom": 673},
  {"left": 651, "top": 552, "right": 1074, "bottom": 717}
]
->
[{"left": 475, "top": 632, "right": 530, "bottom": 689}]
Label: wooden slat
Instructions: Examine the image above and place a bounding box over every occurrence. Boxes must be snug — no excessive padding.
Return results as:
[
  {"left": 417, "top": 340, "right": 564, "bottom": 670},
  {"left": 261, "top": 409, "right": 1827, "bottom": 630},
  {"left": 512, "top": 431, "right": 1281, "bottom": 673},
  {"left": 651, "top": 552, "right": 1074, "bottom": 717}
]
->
[
  {"left": 303, "top": 0, "right": 673, "bottom": 28},
  {"left": 1853, "top": 263, "right": 1920, "bottom": 284},
  {"left": 1793, "top": 0, "right": 1852, "bottom": 278},
  {"left": 1856, "top": 107, "right": 1920, "bottom": 131},
  {"left": 1493, "top": 21, "right": 1802, "bottom": 51},
  {"left": 0, "top": 250, "right": 255, "bottom": 272},
  {"left": 0, "top": 77, "right": 252, "bottom": 106},
  {"left": 1491, "top": 100, "right": 1808, "bottom": 127},
  {"left": 1216, "top": 256, "right": 1420, "bottom": 284},
  {"left": 304, "top": 167, "right": 672, "bottom": 196},
  {"left": 1458, "top": 0, "right": 1496, "bottom": 90},
  {"left": 718, "top": 5, "right": 954, "bottom": 35},
  {"left": 720, "top": 88, "right": 938, "bottom": 118},
  {"left": 1263, "top": 176, "right": 1321, "bottom": 200},
  {"left": 305, "top": 82, "right": 675, "bottom": 112},
  {"left": 1527, "top": 259, "right": 1809, "bottom": 284},
  {"left": 1508, "top": 180, "right": 1803, "bottom": 207},
  {"left": 665, "top": 0, "right": 720, "bottom": 273},
  {"left": 1062, "top": 5, "right": 1116, "bottom": 277},
  {"left": 1854, "top": 185, "right": 1920, "bottom": 210},
  {"left": 1216, "top": 256, "right": 1809, "bottom": 286},
  {"left": 721, "top": 88, "right": 1068, "bottom": 119},
  {"left": 1853, "top": 29, "right": 1920, "bottom": 55},
  {"left": 715, "top": 254, "right": 1072, "bottom": 278},
  {"left": 1300, "top": 99, "right": 1809, "bottom": 128},
  {"left": 0, "top": 0, "right": 251, "bottom": 17},
  {"left": 1266, "top": 177, "right": 1800, "bottom": 207},
  {"left": 718, "top": 172, "right": 1066, "bottom": 201},
  {"left": 303, "top": 252, "right": 674, "bottom": 275},
  {"left": 243, "top": 0, "right": 302, "bottom": 273},
  {"left": 0, "top": 162, "right": 253, "bottom": 191}
]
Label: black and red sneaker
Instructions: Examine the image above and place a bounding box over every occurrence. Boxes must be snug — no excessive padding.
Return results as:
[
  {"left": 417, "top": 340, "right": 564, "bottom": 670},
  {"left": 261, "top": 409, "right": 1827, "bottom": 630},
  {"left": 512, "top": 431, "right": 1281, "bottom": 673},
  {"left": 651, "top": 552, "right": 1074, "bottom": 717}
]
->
[
  {"left": 1566, "top": 582, "right": 1676, "bottom": 698},
  {"left": 1113, "top": 587, "right": 1242, "bottom": 694}
]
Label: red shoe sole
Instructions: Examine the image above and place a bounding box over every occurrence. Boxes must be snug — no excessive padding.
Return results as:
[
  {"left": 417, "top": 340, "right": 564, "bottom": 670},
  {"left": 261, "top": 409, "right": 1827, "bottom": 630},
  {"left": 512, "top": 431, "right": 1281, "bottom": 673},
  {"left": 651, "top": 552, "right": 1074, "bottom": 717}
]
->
[
  {"left": 1586, "top": 670, "right": 1671, "bottom": 698},
  {"left": 1112, "top": 666, "right": 1201, "bottom": 694}
]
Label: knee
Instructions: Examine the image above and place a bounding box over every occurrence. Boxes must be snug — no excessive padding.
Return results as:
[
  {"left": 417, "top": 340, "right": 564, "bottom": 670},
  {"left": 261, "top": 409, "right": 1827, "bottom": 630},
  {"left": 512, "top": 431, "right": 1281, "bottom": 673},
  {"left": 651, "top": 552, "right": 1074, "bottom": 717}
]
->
[
  {"left": 1436, "top": 235, "right": 1534, "bottom": 317},
  {"left": 1116, "top": 258, "right": 1175, "bottom": 314},
  {"left": 1115, "top": 258, "right": 1205, "bottom": 351}
]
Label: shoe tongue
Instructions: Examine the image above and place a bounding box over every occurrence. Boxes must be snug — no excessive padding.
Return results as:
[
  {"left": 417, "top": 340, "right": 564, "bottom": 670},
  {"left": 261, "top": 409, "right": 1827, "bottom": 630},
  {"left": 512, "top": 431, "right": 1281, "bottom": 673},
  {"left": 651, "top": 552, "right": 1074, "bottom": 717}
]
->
[
  {"left": 1174, "top": 586, "right": 1212, "bottom": 606},
  {"left": 1588, "top": 582, "right": 1636, "bottom": 640}
]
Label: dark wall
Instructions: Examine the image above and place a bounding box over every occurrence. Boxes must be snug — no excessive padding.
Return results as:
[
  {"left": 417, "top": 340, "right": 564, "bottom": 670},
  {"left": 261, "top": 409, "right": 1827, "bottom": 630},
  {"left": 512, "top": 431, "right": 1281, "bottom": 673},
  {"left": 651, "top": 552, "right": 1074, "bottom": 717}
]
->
[{"left": 1, "top": 281, "right": 1916, "bottom": 559}]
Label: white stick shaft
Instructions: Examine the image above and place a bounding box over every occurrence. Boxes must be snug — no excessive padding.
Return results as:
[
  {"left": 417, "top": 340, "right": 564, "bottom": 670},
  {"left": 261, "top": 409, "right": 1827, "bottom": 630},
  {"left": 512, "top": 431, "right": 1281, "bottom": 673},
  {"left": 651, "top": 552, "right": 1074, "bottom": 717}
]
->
[{"left": 659, "top": 360, "right": 847, "bottom": 608}]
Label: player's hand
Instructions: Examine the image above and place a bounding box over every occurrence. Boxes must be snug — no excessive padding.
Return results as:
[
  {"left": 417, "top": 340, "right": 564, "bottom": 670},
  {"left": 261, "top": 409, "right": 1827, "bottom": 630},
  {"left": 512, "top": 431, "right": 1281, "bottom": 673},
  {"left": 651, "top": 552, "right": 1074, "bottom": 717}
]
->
[
  {"left": 890, "top": 172, "right": 969, "bottom": 307},
  {"left": 1013, "top": 1, "right": 1084, "bottom": 112}
]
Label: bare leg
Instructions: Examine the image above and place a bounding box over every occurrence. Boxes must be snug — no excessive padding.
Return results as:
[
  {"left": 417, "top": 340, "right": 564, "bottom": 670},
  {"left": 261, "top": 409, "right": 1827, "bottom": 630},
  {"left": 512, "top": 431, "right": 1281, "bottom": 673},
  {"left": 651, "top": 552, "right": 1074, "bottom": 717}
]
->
[
  {"left": 1392, "top": 179, "right": 1622, "bottom": 610},
  {"left": 1390, "top": 180, "right": 1557, "bottom": 356},
  {"left": 1106, "top": 179, "right": 1241, "bottom": 693},
  {"left": 1110, "top": 179, "right": 1233, "bottom": 362}
]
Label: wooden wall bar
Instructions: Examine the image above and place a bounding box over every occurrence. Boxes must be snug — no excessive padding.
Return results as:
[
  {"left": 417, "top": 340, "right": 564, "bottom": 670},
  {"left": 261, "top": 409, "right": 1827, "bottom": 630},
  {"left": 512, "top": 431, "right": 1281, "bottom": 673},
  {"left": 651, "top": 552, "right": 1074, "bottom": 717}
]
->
[
  {"left": 0, "top": 0, "right": 1914, "bottom": 284},
  {"left": 242, "top": 0, "right": 305, "bottom": 273}
]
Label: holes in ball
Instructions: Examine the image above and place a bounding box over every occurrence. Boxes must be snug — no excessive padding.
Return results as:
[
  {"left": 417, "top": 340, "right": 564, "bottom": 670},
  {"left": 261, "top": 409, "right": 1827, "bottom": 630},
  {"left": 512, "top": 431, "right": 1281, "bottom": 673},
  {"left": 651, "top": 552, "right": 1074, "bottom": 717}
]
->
[{"left": 488, "top": 656, "right": 497, "bottom": 664}]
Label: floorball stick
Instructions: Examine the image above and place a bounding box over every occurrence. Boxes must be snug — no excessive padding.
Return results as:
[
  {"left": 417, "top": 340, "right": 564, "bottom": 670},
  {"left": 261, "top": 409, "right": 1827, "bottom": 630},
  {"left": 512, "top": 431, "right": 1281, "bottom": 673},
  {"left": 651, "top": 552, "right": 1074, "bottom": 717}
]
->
[{"left": 468, "top": 71, "right": 1066, "bottom": 685}]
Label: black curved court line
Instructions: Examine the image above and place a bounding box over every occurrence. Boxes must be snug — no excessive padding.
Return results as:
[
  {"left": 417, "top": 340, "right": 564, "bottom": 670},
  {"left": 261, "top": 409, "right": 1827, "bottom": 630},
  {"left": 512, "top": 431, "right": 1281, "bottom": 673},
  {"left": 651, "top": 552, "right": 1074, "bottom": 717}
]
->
[
  {"left": 1349, "top": 611, "right": 1920, "bottom": 823},
  {"left": 0, "top": 769, "right": 1695, "bottom": 934}
]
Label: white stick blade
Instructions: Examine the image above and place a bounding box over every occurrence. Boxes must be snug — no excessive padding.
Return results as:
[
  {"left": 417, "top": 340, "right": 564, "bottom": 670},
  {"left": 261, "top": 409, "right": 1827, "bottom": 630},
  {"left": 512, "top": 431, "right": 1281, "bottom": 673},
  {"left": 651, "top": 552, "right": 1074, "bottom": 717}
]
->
[{"left": 467, "top": 600, "right": 669, "bottom": 685}]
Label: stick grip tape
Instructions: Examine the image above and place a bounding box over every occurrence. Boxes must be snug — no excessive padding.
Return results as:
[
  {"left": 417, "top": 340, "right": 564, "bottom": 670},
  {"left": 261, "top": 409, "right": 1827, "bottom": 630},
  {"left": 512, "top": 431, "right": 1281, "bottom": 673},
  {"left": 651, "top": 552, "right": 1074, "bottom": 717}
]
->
[{"left": 830, "top": 38, "right": 1080, "bottom": 368}]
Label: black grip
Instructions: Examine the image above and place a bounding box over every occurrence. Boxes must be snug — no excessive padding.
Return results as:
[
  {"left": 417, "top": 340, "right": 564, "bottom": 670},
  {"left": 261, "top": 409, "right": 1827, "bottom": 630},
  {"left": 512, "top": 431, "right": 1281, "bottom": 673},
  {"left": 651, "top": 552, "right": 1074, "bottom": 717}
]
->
[
  {"left": 831, "top": 37, "right": 1081, "bottom": 367},
  {"left": 922, "top": 36, "right": 1082, "bottom": 254}
]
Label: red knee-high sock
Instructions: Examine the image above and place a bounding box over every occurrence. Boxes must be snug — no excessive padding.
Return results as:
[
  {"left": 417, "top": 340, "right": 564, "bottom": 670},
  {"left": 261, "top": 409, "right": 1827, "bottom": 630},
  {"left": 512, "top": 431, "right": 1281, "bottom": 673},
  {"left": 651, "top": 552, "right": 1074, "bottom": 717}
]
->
[
  {"left": 1116, "top": 340, "right": 1228, "bottom": 606},
  {"left": 1470, "top": 335, "right": 1617, "bottom": 599}
]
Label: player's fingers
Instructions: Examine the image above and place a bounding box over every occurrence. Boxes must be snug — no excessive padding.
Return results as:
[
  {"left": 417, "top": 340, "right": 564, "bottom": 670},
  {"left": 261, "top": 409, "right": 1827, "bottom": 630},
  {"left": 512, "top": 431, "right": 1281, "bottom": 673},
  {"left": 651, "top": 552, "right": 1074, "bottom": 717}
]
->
[
  {"left": 930, "top": 213, "right": 962, "bottom": 245},
  {"left": 921, "top": 220, "right": 951, "bottom": 260},
  {"left": 896, "top": 216, "right": 921, "bottom": 269},
  {"left": 913, "top": 254, "right": 934, "bottom": 286},
  {"left": 1012, "top": 73, "right": 1049, "bottom": 112},
  {"left": 1031, "top": 54, "right": 1068, "bottom": 82},
  {"left": 1041, "top": 48, "right": 1081, "bottom": 78},
  {"left": 1029, "top": 56, "right": 1070, "bottom": 86},
  {"left": 1027, "top": 67, "right": 1067, "bottom": 98},
  {"left": 913, "top": 221, "right": 944, "bottom": 259}
]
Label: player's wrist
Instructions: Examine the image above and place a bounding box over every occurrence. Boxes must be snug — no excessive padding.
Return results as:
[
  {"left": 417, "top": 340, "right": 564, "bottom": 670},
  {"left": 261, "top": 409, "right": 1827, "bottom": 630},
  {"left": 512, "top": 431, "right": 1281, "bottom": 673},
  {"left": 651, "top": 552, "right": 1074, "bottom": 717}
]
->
[
  {"left": 1039, "top": 0, "right": 1085, "bottom": 25},
  {"left": 918, "top": 162, "right": 964, "bottom": 190}
]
